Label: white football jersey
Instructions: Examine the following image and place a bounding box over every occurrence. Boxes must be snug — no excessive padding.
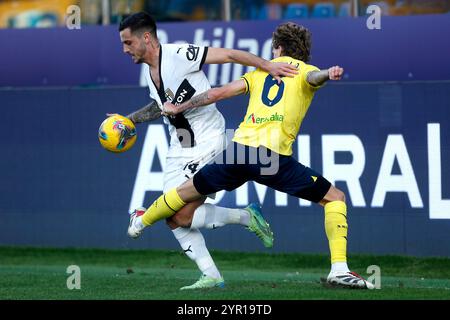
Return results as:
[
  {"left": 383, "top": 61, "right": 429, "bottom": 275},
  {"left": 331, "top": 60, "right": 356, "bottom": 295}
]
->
[{"left": 143, "top": 43, "right": 226, "bottom": 157}]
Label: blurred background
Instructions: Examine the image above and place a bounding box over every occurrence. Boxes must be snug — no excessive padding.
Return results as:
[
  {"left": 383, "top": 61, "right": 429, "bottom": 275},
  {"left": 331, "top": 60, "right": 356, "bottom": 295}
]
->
[
  {"left": 0, "top": 0, "right": 449, "bottom": 27},
  {"left": 0, "top": 1, "right": 449, "bottom": 258}
]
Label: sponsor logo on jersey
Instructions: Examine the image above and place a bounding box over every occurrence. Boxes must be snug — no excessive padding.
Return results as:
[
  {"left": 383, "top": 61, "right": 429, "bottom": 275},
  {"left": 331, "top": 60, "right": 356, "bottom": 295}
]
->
[
  {"left": 166, "top": 79, "right": 197, "bottom": 148},
  {"left": 165, "top": 88, "right": 175, "bottom": 102},
  {"left": 246, "top": 112, "right": 284, "bottom": 124},
  {"left": 186, "top": 44, "right": 200, "bottom": 61}
]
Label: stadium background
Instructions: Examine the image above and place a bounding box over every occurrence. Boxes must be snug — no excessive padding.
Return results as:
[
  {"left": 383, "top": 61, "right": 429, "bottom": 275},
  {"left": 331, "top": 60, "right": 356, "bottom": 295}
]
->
[{"left": 1, "top": 0, "right": 449, "bottom": 259}]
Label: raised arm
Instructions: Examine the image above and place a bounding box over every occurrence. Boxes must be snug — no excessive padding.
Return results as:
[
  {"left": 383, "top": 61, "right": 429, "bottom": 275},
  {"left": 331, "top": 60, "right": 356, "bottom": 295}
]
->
[
  {"left": 126, "top": 99, "right": 162, "bottom": 124},
  {"left": 205, "top": 47, "right": 297, "bottom": 83},
  {"left": 307, "top": 66, "right": 344, "bottom": 87},
  {"left": 162, "top": 79, "right": 247, "bottom": 116}
]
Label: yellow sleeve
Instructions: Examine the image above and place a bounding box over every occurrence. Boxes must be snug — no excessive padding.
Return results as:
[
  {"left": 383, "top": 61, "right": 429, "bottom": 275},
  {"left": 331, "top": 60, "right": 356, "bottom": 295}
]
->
[
  {"left": 240, "top": 70, "right": 254, "bottom": 95},
  {"left": 301, "top": 63, "right": 323, "bottom": 91}
]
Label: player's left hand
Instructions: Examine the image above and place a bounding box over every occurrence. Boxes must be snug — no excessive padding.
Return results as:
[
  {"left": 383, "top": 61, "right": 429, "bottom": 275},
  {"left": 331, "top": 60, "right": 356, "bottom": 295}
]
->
[
  {"left": 161, "top": 102, "right": 179, "bottom": 116},
  {"left": 328, "top": 66, "right": 344, "bottom": 80},
  {"left": 267, "top": 62, "right": 298, "bottom": 84}
]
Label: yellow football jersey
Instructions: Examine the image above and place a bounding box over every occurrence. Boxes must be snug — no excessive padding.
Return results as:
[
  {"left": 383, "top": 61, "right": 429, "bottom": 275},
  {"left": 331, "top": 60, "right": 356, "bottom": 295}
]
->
[{"left": 233, "top": 56, "right": 322, "bottom": 156}]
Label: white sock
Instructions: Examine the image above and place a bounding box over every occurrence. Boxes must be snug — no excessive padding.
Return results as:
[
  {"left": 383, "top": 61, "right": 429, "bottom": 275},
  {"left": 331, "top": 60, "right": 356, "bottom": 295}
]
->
[
  {"left": 331, "top": 262, "right": 350, "bottom": 273},
  {"left": 191, "top": 203, "right": 250, "bottom": 230},
  {"left": 172, "top": 227, "right": 221, "bottom": 279}
]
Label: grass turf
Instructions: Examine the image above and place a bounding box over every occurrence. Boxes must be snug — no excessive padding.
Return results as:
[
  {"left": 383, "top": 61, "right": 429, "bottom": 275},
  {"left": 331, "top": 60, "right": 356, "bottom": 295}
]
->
[{"left": 1, "top": 246, "right": 450, "bottom": 300}]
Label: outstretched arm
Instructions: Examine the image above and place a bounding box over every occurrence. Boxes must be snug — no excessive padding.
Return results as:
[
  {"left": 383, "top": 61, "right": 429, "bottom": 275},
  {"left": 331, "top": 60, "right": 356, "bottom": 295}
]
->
[
  {"left": 205, "top": 47, "right": 297, "bottom": 83},
  {"left": 307, "top": 66, "right": 344, "bottom": 87},
  {"left": 126, "top": 99, "right": 162, "bottom": 124},
  {"left": 162, "top": 79, "right": 247, "bottom": 116}
]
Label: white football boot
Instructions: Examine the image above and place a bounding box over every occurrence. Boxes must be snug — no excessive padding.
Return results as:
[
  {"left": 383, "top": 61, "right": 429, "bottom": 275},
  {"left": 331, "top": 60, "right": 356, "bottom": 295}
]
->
[
  {"left": 327, "top": 271, "right": 375, "bottom": 289},
  {"left": 127, "top": 207, "right": 146, "bottom": 239}
]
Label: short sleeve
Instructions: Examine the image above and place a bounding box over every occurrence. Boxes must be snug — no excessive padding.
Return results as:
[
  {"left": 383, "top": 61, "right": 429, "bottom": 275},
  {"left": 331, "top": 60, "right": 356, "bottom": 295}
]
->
[
  {"left": 301, "top": 63, "right": 323, "bottom": 91},
  {"left": 173, "top": 43, "right": 209, "bottom": 74},
  {"left": 240, "top": 70, "right": 255, "bottom": 94}
]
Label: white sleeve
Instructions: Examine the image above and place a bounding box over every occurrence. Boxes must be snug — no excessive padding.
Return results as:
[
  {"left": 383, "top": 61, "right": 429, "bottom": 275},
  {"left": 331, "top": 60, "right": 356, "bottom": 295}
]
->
[{"left": 172, "top": 43, "right": 209, "bottom": 74}]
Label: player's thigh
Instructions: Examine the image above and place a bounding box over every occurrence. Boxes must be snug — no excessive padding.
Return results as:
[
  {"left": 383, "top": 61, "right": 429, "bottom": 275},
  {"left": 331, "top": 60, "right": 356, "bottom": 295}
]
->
[
  {"left": 164, "top": 136, "right": 226, "bottom": 193},
  {"left": 164, "top": 157, "right": 196, "bottom": 228},
  {"left": 256, "top": 156, "right": 331, "bottom": 204},
  {"left": 192, "top": 141, "right": 259, "bottom": 195},
  {"left": 163, "top": 155, "right": 203, "bottom": 194},
  {"left": 164, "top": 145, "right": 222, "bottom": 227},
  {"left": 193, "top": 161, "right": 249, "bottom": 196}
]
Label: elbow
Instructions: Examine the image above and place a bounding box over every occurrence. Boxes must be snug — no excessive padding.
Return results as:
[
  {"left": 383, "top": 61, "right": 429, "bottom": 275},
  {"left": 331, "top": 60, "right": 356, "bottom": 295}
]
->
[
  {"left": 306, "top": 75, "right": 322, "bottom": 88},
  {"left": 225, "top": 49, "right": 238, "bottom": 63}
]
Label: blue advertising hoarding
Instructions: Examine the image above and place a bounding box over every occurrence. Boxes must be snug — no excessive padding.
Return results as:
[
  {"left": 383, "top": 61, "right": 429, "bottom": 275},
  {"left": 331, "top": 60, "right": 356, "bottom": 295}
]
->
[
  {"left": 1, "top": 81, "right": 449, "bottom": 256},
  {"left": 0, "top": 15, "right": 449, "bottom": 87},
  {"left": 1, "top": 14, "right": 449, "bottom": 256}
]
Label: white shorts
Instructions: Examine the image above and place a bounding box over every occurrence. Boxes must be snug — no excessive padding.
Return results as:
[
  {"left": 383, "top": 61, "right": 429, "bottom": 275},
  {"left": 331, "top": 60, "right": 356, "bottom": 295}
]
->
[{"left": 163, "top": 134, "right": 227, "bottom": 196}]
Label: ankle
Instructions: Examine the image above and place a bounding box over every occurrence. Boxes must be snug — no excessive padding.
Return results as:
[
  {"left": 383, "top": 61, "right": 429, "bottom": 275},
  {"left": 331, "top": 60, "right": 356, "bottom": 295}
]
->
[{"left": 331, "top": 262, "right": 350, "bottom": 273}]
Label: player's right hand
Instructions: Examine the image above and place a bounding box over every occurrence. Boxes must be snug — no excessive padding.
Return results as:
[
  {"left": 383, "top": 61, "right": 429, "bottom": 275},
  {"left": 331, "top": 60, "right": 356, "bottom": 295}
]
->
[
  {"left": 328, "top": 66, "right": 344, "bottom": 80},
  {"left": 161, "top": 102, "right": 179, "bottom": 116},
  {"left": 267, "top": 62, "right": 298, "bottom": 83}
]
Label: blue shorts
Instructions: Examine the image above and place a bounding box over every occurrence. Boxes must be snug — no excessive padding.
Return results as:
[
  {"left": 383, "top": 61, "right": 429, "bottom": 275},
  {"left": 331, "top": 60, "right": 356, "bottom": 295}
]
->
[{"left": 193, "top": 142, "right": 331, "bottom": 203}]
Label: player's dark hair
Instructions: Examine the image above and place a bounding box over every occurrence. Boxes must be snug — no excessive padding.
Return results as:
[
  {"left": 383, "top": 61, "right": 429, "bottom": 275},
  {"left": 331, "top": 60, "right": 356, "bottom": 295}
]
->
[
  {"left": 272, "top": 22, "right": 311, "bottom": 63},
  {"left": 118, "top": 11, "right": 157, "bottom": 38}
]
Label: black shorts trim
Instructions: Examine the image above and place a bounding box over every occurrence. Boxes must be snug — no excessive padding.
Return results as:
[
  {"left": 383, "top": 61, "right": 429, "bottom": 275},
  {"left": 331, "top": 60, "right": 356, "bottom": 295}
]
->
[
  {"left": 293, "top": 175, "right": 331, "bottom": 203},
  {"left": 242, "top": 76, "right": 250, "bottom": 94}
]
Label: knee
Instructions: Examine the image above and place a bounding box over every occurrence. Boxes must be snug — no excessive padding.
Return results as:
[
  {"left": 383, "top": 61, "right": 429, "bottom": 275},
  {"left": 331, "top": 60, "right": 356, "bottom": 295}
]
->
[
  {"left": 328, "top": 187, "right": 346, "bottom": 203},
  {"left": 168, "top": 213, "right": 192, "bottom": 228},
  {"left": 165, "top": 198, "right": 205, "bottom": 228},
  {"left": 165, "top": 217, "right": 178, "bottom": 229},
  {"left": 334, "top": 188, "right": 346, "bottom": 203}
]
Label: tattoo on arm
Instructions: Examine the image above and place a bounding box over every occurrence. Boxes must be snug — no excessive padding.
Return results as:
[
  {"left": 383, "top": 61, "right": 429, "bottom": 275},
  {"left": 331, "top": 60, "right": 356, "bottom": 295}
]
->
[
  {"left": 178, "top": 91, "right": 212, "bottom": 113},
  {"left": 180, "top": 81, "right": 243, "bottom": 112},
  {"left": 126, "top": 100, "right": 161, "bottom": 123},
  {"left": 306, "top": 70, "right": 330, "bottom": 87},
  {"left": 188, "top": 91, "right": 210, "bottom": 109}
]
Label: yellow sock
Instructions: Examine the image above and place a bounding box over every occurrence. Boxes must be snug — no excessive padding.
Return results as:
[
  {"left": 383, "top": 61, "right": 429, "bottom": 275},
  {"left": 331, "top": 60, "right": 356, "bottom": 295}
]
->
[
  {"left": 324, "top": 201, "right": 348, "bottom": 264},
  {"left": 141, "top": 188, "right": 186, "bottom": 226}
]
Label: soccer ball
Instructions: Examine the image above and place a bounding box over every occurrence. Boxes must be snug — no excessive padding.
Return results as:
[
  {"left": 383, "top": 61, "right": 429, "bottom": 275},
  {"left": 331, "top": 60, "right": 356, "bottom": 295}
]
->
[{"left": 98, "top": 114, "right": 137, "bottom": 153}]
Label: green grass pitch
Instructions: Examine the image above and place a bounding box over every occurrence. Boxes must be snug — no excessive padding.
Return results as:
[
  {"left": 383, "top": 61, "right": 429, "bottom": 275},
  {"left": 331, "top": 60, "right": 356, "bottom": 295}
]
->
[{"left": 1, "top": 246, "right": 450, "bottom": 300}]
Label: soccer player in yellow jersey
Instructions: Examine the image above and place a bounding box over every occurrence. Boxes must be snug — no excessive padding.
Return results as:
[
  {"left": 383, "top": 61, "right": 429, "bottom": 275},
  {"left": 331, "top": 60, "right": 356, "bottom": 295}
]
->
[{"left": 129, "top": 22, "right": 374, "bottom": 289}]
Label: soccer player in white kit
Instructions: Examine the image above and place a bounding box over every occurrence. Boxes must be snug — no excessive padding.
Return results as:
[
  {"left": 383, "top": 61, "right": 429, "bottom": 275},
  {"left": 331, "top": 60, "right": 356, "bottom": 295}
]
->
[{"left": 118, "top": 12, "right": 297, "bottom": 290}]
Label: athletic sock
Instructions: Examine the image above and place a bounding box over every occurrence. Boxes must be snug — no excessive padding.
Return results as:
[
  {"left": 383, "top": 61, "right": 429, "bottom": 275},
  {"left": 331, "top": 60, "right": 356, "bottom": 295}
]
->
[
  {"left": 190, "top": 203, "right": 250, "bottom": 230},
  {"left": 142, "top": 188, "right": 186, "bottom": 226},
  {"left": 172, "top": 227, "right": 221, "bottom": 279},
  {"left": 331, "top": 262, "right": 350, "bottom": 273},
  {"left": 324, "top": 201, "right": 348, "bottom": 265}
]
